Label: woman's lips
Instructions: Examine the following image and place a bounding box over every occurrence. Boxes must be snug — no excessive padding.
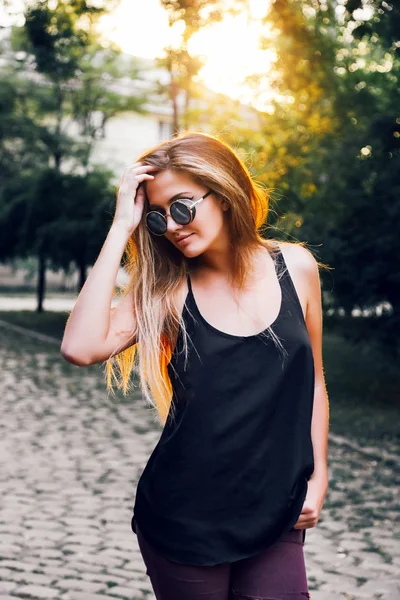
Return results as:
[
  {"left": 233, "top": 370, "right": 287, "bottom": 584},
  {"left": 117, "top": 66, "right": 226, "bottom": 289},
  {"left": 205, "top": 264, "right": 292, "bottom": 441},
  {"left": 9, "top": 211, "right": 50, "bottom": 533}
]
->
[{"left": 176, "top": 234, "right": 194, "bottom": 246}]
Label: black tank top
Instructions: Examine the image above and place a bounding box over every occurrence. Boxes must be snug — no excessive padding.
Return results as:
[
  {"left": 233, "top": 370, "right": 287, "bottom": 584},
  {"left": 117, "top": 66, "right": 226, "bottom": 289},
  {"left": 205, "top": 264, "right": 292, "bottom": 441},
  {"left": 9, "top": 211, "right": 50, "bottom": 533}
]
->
[{"left": 131, "top": 244, "right": 315, "bottom": 566}]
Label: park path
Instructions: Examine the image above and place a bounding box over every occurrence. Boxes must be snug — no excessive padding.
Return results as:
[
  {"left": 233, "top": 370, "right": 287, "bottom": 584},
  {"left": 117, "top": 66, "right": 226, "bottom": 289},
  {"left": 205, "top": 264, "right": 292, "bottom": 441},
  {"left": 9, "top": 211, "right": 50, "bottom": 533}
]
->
[{"left": 0, "top": 324, "right": 399, "bottom": 600}]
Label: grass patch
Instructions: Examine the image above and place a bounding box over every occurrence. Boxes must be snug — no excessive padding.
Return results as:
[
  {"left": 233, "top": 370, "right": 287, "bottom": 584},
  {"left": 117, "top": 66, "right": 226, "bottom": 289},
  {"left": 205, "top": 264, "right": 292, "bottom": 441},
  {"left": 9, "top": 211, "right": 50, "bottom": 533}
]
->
[
  {"left": 0, "top": 309, "right": 68, "bottom": 339},
  {"left": 323, "top": 331, "right": 400, "bottom": 452}
]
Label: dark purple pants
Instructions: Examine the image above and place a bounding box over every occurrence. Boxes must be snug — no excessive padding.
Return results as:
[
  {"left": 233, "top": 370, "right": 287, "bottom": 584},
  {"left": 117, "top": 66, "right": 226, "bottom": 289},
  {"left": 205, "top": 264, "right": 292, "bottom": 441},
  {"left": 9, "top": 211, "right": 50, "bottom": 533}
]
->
[{"left": 135, "top": 520, "right": 311, "bottom": 600}]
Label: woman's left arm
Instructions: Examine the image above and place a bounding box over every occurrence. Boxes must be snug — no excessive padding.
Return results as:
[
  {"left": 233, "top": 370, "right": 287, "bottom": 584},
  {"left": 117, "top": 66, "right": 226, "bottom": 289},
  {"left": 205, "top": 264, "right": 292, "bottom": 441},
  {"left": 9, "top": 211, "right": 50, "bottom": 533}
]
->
[
  {"left": 305, "top": 250, "right": 329, "bottom": 490},
  {"left": 283, "top": 244, "right": 329, "bottom": 529},
  {"left": 302, "top": 248, "right": 330, "bottom": 528},
  {"left": 291, "top": 245, "right": 330, "bottom": 529}
]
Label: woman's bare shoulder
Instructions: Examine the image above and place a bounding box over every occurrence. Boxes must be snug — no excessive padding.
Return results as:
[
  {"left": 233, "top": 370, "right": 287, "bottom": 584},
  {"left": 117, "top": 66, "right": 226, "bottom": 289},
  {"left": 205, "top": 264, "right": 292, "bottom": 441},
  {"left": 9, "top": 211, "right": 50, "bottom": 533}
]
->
[
  {"left": 277, "top": 242, "right": 320, "bottom": 318},
  {"left": 277, "top": 241, "right": 318, "bottom": 272}
]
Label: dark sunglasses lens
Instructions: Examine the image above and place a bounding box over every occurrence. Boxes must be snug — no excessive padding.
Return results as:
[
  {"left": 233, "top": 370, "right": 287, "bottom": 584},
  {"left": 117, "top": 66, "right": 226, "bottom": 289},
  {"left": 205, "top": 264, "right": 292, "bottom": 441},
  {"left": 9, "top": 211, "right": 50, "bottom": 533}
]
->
[
  {"left": 170, "top": 201, "right": 191, "bottom": 225},
  {"left": 146, "top": 212, "right": 167, "bottom": 235}
]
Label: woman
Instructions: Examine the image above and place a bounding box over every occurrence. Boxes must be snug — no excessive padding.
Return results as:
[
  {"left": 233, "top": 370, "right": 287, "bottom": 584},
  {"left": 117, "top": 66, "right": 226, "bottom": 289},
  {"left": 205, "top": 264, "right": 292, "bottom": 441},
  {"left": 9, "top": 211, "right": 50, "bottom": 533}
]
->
[{"left": 61, "top": 132, "right": 329, "bottom": 600}]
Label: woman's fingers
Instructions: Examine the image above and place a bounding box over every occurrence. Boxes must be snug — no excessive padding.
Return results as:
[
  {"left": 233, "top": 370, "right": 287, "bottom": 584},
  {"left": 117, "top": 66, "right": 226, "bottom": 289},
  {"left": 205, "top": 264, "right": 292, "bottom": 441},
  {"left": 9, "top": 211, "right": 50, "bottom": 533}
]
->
[
  {"left": 130, "top": 164, "right": 158, "bottom": 175},
  {"left": 134, "top": 173, "right": 155, "bottom": 185},
  {"left": 113, "top": 163, "right": 158, "bottom": 233},
  {"left": 119, "top": 165, "right": 157, "bottom": 191},
  {"left": 135, "top": 183, "right": 146, "bottom": 206}
]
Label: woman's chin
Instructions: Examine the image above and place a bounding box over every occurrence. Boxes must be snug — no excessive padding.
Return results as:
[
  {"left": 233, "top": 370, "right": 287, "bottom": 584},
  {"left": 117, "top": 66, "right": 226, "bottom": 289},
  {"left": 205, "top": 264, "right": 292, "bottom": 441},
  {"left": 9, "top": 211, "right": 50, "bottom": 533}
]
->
[
  {"left": 177, "top": 234, "right": 197, "bottom": 252},
  {"left": 180, "top": 240, "right": 204, "bottom": 258}
]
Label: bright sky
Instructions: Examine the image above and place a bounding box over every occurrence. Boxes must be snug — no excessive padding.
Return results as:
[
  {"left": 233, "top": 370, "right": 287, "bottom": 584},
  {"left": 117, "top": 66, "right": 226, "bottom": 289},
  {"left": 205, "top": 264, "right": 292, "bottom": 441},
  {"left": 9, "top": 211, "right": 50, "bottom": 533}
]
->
[{"left": 98, "top": 0, "right": 277, "bottom": 112}]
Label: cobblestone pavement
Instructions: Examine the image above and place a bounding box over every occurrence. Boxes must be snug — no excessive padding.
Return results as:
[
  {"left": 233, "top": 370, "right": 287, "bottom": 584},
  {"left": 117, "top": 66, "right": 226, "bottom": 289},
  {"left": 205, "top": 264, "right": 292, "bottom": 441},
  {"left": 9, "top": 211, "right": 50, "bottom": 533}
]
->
[{"left": 0, "top": 327, "right": 399, "bottom": 600}]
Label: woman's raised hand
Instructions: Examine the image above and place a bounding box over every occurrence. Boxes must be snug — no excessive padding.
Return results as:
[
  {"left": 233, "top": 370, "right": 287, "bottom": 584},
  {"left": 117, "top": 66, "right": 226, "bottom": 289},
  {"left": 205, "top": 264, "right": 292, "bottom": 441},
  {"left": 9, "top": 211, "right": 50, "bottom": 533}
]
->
[{"left": 113, "top": 162, "right": 158, "bottom": 235}]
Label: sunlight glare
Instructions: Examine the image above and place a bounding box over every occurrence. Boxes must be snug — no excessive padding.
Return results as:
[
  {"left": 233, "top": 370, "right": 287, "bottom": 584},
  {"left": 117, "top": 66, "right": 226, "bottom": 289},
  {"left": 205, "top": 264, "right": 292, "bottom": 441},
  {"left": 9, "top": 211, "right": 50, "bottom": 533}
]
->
[
  {"left": 249, "top": 0, "right": 270, "bottom": 19},
  {"left": 98, "top": 0, "right": 182, "bottom": 58},
  {"left": 98, "top": 0, "right": 277, "bottom": 111},
  {"left": 189, "top": 12, "right": 276, "bottom": 110}
]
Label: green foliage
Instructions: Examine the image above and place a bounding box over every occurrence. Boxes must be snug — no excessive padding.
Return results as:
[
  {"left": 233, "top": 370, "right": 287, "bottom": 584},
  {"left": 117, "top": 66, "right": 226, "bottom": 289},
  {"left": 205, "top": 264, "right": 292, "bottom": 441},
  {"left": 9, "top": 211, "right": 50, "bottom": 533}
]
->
[
  {"left": 0, "top": 166, "right": 115, "bottom": 275},
  {"left": 6, "top": 1, "right": 146, "bottom": 172},
  {"left": 38, "top": 168, "right": 115, "bottom": 272},
  {"left": 0, "top": 0, "right": 146, "bottom": 309},
  {"left": 23, "top": 3, "right": 87, "bottom": 79},
  {"left": 346, "top": 0, "right": 399, "bottom": 49}
]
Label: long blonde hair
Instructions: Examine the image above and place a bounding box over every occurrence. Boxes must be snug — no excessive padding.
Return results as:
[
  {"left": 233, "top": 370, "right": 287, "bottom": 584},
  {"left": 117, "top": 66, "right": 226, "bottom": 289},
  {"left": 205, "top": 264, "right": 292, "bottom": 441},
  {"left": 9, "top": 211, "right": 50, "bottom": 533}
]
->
[{"left": 106, "top": 131, "right": 283, "bottom": 425}]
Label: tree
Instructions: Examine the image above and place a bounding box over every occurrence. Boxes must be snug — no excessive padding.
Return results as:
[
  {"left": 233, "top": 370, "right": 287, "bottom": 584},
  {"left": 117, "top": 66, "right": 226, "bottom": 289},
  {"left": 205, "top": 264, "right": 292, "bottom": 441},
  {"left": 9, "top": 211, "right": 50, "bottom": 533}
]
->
[
  {"left": 0, "top": 167, "right": 115, "bottom": 309},
  {"left": 158, "top": 0, "right": 244, "bottom": 133},
  {"left": 0, "top": 0, "right": 147, "bottom": 311},
  {"left": 10, "top": 0, "right": 146, "bottom": 172}
]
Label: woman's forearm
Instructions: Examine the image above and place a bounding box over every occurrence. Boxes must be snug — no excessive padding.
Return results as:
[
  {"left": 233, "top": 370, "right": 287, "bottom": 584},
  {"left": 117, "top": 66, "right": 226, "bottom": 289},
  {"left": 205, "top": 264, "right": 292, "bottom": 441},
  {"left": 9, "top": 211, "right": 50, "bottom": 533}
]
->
[{"left": 309, "top": 383, "right": 329, "bottom": 485}]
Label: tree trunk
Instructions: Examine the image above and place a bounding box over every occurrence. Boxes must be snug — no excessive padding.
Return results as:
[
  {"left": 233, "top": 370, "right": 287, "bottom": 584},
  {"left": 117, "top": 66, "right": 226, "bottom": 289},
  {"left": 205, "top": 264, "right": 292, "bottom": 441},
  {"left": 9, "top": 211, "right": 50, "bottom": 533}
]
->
[
  {"left": 171, "top": 79, "right": 180, "bottom": 135},
  {"left": 169, "top": 66, "right": 180, "bottom": 136},
  {"left": 36, "top": 253, "right": 46, "bottom": 313},
  {"left": 54, "top": 152, "right": 62, "bottom": 171},
  {"left": 183, "top": 86, "right": 190, "bottom": 130}
]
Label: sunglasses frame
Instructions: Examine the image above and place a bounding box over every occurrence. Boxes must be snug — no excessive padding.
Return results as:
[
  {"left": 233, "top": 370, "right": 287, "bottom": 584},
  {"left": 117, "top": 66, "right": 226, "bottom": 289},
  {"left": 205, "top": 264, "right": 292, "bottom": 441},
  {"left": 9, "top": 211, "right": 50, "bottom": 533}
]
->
[{"left": 146, "top": 190, "right": 213, "bottom": 236}]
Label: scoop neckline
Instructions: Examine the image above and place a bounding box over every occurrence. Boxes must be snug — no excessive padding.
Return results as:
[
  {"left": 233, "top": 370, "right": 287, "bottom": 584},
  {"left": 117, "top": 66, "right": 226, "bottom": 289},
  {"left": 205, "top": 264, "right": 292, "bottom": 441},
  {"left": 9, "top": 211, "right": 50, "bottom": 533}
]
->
[{"left": 186, "top": 250, "right": 284, "bottom": 341}]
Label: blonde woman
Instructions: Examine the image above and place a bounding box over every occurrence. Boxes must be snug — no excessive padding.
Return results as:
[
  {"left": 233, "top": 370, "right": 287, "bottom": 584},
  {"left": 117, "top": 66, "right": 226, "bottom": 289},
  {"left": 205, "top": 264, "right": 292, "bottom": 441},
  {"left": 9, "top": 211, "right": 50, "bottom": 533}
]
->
[{"left": 61, "top": 132, "right": 329, "bottom": 600}]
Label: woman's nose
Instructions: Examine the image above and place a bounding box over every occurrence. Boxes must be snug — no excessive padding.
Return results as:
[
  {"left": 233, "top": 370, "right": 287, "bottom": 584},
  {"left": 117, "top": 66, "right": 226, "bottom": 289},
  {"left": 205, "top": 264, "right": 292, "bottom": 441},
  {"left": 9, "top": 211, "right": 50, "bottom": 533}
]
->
[{"left": 166, "top": 214, "right": 183, "bottom": 233}]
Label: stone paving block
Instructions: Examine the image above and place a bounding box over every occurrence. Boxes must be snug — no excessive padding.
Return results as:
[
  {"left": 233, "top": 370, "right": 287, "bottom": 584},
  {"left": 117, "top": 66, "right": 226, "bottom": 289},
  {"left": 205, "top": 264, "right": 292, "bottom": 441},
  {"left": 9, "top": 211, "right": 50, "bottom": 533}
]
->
[
  {"left": 13, "top": 584, "right": 59, "bottom": 598},
  {"left": 61, "top": 517, "right": 96, "bottom": 527},
  {"left": 122, "top": 560, "right": 147, "bottom": 573},
  {"left": 24, "top": 519, "right": 64, "bottom": 530},
  {"left": 358, "top": 577, "right": 400, "bottom": 595},
  {"left": 0, "top": 534, "right": 19, "bottom": 545},
  {"left": 65, "top": 534, "right": 103, "bottom": 545},
  {"left": 316, "top": 577, "right": 388, "bottom": 598},
  {"left": 99, "top": 547, "right": 135, "bottom": 561},
  {"left": 0, "top": 560, "right": 36, "bottom": 571},
  {"left": 34, "top": 548, "right": 65, "bottom": 560},
  {"left": 0, "top": 525, "right": 24, "bottom": 535},
  {"left": 106, "top": 566, "right": 147, "bottom": 581},
  {"left": 105, "top": 523, "right": 131, "bottom": 534},
  {"left": 0, "top": 582, "right": 17, "bottom": 594},
  {"left": 24, "top": 537, "right": 55, "bottom": 549},
  {"left": 0, "top": 543, "right": 22, "bottom": 554},
  {"left": 62, "top": 559, "right": 105, "bottom": 573},
  {"left": 84, "top": 553, "right": 125, "bottom": 568},
  {"left": 38, "top": 565, "right": 76, "bottom": 578},
  {"left": 61, "top": 594, "right": 118, "bottom": 600},
  {"left": 60, "top": 543, "right": 96, "bottom": 556},
  {"left": 356, "top": 557, "right": 395, "bottom": 573},
  {"left": 55, "top": 578, "right": 105, "bottom": 593},
  {"left": 125, "top": 577, "right": 153, "bottom": 591},
  {"left": 26, "top": 528, "right": 66, "bottom": 542},
  {"left": 6, "top": 572, "right": 55, "bottom": 586},
  {"left": 307, "top": 594, "right": 336, "bottom": 600},
  {"left": 37, "top": 559, "right": 65, "bottom": 571},
  {"left": 107, "top": 585, "right": 142, "bottom": 598},
  {"left": 80, "top": 572, "right": 128, "bottom": 586},
  {"left": 135, "top": 580, "right": 154, "bottom": 594},
  {"left": 64, "top": 527, "right": 102, "bottom": 537}
]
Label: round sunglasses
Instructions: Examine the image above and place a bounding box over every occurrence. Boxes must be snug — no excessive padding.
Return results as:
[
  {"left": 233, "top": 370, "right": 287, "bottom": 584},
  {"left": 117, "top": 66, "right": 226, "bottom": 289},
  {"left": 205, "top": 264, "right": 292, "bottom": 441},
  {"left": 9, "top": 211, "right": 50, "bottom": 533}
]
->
[{"left": 146, "top": 190, "right": 213, "bottom": 236}]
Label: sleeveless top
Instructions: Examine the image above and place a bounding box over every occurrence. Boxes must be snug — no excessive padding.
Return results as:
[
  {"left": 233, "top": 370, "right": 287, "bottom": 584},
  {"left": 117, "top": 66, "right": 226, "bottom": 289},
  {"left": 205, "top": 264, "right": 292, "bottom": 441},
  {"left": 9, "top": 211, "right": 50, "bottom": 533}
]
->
[{"left": 131, "top": 244, "right": 315, "bottom": 566}]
